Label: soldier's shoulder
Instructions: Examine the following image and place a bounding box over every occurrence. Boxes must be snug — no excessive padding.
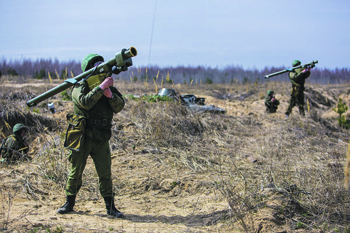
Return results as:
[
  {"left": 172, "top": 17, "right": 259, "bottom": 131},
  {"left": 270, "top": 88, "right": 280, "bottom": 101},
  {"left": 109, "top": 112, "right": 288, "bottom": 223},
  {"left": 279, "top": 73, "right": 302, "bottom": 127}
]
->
[
  {"left": 73, "top": 81, "right": 86, "bottom": 90},
  {"left": 73, "top": 81, "right": 91, "bottom": 95},
  {"left": 5, "top": 135, "right": 17, "bottom": 144},
  {"left": 8, "top": 134, "right": 17, "bottom": 140}
]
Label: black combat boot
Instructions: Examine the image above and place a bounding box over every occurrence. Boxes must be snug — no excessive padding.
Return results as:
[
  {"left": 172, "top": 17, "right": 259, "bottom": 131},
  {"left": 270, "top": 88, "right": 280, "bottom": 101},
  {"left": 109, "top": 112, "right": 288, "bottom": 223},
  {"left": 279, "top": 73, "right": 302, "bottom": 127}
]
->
[
  {"left": 299, "top": 105, "right": 305, "bottom": 117},
  {"left": 104, "top": 196, "right": 124, "bottom": 218},
  {"left": 57, "top": 195, "right": 76, "bottom": 214}
]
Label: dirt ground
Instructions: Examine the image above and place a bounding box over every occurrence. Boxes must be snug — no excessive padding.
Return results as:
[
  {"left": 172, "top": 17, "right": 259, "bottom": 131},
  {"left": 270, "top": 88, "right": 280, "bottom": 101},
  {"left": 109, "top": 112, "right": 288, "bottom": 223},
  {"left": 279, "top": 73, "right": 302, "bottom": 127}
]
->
[{"left": 1, "top": 81, "right": 349, "bottom": 232}]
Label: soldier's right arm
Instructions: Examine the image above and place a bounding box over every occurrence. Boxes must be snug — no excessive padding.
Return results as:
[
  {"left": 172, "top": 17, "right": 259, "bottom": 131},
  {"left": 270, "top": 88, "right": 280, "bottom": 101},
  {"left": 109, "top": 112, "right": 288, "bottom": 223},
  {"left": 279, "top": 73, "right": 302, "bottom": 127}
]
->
[
  {"left": 265, "top": 98, "right": 272, "bottom": 107},
  {"left": 72, "top": 82, "right": 104, "bottom": 110},
  {"left": 288, "top": 72, "right": 298, "bottom": 85}
]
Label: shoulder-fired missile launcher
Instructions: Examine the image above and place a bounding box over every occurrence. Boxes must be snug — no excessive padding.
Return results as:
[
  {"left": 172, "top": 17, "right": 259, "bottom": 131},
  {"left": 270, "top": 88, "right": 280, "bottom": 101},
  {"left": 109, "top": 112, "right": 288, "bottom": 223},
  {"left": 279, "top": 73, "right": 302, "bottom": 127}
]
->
[{"left": 26, "top": 47, "right": 137, "bottom": 107}]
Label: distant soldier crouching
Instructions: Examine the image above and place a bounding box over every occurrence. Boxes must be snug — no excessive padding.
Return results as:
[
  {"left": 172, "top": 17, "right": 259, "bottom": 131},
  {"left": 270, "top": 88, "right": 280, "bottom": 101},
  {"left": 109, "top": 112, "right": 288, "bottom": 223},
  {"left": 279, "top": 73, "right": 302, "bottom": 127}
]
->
[
  {"left": 1, "top": 123, "right": 31, "bottom": 163},
  {"left": 265, "top": 90, "right": 280, "bottom": 113}
]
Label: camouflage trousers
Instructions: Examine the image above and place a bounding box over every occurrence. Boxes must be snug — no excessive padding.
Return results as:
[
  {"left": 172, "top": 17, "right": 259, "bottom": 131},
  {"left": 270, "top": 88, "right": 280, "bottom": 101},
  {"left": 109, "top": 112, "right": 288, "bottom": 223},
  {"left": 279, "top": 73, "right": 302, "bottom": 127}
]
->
[
  {"left": 285, "top": 90, "right": 305, "bottom": 116},
  {"left": 65, "top": 137, "right": 113, "bottom": 197},
  {"left": 266, "top": 104, "right": 278, "bottom": 113}
]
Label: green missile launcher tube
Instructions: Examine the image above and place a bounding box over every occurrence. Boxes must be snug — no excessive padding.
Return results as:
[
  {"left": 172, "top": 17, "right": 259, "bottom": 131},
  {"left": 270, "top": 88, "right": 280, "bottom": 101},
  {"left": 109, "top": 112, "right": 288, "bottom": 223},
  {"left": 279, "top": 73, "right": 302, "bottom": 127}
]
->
[
  {"left": 264, "top": 60, "right": 318, "bottom": 79},
  {"left": 26, "top": 47, "right": 137, "bottom": 107}
]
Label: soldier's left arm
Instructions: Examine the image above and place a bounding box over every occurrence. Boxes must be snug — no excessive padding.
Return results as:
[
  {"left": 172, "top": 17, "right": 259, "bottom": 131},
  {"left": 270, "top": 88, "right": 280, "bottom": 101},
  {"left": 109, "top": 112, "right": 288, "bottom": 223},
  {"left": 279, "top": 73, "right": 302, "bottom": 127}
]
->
[
  {"left": 304, "top": 70, "right": 311, "bottom": 80},
  {"left": 108, "top": 87, "right": 125, "bottom": 114}
]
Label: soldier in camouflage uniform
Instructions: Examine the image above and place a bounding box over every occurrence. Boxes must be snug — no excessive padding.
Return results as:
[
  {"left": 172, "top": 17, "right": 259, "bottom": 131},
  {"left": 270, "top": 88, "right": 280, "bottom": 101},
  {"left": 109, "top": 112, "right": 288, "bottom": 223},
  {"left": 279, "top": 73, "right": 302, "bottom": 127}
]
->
[
  {"left": 57, "top": 54, "right": 125, "bottom": 218},
  {"left": 1, "top": 123, "right": 31, "bottom": 163},
  {"left": 265, "top": 90, "right": 280, "bottom": 113},
  {"left": 285, "top": 60, "right": 311, "bottom": 118}
]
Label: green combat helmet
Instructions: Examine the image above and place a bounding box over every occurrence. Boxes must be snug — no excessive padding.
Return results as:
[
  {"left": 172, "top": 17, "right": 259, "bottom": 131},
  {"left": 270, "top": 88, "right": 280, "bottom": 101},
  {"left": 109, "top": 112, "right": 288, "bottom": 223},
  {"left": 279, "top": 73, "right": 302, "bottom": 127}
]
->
[
  {"left": 81, "top": 54, "right": 104, "bottom": 72},
  {"left": 13, "top": 123, "right": 27, "bottom": 134},
  {"left": 267, "top": 90, "right": 274, "bottom": 96},
  {"left": 292, "top": 60, "right": 301, "bottom": 67}
]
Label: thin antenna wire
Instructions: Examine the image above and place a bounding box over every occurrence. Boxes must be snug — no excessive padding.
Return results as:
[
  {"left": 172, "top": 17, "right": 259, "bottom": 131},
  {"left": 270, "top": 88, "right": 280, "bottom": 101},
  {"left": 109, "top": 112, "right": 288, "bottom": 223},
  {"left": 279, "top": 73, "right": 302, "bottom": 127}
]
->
[{"left": 148, "top": 0, "right": 157, "bottom": 65}]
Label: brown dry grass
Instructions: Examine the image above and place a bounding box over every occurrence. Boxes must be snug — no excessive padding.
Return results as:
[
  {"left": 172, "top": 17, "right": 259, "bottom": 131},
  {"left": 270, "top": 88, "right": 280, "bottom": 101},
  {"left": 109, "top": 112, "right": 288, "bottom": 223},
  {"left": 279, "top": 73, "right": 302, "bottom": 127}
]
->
[{"left": 0, "top": 78, "right": 350, "bottom": 232}]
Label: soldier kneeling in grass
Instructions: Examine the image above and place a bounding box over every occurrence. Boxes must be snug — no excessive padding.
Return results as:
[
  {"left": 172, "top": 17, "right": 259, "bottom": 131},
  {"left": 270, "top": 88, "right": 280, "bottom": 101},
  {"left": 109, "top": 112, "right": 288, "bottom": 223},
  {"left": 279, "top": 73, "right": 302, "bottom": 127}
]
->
[
  {"left": 265, "top": 90, "right": 280, "bottom": 113},
  {"left": 1, "top": 123, "right": 31, "bottom": 163}
]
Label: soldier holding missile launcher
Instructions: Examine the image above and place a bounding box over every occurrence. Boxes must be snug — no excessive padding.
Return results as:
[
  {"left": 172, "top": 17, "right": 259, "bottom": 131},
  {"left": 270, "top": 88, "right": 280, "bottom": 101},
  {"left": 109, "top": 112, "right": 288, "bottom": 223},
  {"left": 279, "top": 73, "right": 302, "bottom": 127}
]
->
[
  {"left": 285, "top": 60, "right": 313, "bottom": 118},
  {"left": 264, "top": 59, "right": 317, "bottom": 118},
  {"left": 26, "top": 47, "right": 137, "bottom": 218},
  {"left": 58, "top": 48, "right": 136, "bottom": 218},
  {"left": 56, "top": 53, "right": 126, "bottom": 218}
]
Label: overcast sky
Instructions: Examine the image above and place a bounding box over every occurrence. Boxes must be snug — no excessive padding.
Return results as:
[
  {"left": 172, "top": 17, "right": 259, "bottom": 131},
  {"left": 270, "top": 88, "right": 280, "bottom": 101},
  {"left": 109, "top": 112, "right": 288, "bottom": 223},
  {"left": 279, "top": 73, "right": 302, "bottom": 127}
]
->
[{"left": 0, "top": 0, "right": 349, "bottom": 70}]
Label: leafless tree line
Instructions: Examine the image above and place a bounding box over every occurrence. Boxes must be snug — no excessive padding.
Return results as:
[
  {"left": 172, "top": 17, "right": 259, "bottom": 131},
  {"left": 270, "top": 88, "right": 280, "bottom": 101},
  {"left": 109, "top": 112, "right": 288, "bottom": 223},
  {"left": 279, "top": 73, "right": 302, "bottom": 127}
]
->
[{"left": 1, "top": 58, "right": 349, "bottom": 85}]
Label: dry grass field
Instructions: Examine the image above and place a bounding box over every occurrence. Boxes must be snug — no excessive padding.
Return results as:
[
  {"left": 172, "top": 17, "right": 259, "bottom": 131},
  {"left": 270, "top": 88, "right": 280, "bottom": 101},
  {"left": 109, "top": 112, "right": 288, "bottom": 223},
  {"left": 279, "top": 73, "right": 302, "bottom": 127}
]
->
[{"left": 0, "top": 77, "right": 350, "bottom": 232}]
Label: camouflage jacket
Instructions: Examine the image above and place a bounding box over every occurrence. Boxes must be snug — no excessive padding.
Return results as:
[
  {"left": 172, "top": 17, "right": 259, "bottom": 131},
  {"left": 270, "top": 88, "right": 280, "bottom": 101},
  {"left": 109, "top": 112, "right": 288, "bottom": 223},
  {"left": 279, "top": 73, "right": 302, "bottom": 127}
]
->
[
  {"left": 1, "top": 134, "right": 29, "bottom": 161},
  {"left": 265, "top": 96, "right": 280, "bottom": 112},
  {"left": 71, "top": 80, "right": 125, "bottom": 142},
  {"left": 288, "top": 68, "right": 311, "bottom": 91}
]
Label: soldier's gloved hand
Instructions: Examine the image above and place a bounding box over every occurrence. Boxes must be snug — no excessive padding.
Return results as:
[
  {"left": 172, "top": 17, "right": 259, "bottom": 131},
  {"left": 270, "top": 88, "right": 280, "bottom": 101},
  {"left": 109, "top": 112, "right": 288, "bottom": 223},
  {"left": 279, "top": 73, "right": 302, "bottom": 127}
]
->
[
  {"left": 99, "top": 77, "right": 114, "bottom": 90},
  {"left": 103, "top": 88, "right": 113, "bottom": 98},
  {"left": 302, "top": 67, "right": 311, "bottom": 73}
]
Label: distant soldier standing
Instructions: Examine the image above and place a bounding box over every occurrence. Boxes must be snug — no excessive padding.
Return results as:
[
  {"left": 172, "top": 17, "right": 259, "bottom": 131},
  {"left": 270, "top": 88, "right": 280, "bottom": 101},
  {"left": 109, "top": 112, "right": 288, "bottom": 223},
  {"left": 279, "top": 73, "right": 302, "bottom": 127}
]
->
[
  {"left": 1, "top": 123, "right": 31, "bottom": 163},
  {"left": 265, "top": 90, "right": 280, "bottom": 113},
  {"left": 57, "top": 53, "right": 125, "bottom": 218},
  {"left": 285, "top": 60, "right": 311, "bottom": 118}
]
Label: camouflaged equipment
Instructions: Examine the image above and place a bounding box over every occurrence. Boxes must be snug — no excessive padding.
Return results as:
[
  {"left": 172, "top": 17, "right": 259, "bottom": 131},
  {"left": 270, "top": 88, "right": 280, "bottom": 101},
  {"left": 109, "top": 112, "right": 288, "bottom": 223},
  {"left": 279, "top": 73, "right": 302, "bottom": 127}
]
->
[
  {"left": 264, "top": 60, "right": 317, "bottom": 79},
  {"left": 26, "top": 47, "right": 137, "bottom": 107},
  {"left": 81, "top": 54, "right": 104, "bottom": 72},
  {"left": 13, "top": 123, "right": 27, "bottom": 134}
]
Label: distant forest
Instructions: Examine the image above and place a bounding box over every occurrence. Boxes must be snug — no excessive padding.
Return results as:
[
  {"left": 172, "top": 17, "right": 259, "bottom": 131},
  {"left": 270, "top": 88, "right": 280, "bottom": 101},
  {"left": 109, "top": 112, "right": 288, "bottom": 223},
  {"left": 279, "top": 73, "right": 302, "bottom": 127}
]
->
[{"left": 0, "top": 58, "right": 349, "bottom": 85}]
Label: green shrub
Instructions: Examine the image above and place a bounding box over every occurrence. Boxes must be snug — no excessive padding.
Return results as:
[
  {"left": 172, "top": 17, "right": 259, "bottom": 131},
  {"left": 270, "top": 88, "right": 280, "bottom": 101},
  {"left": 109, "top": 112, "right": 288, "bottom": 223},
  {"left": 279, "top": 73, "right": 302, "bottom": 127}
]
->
[
  {"left": 7, "top": 68, "right": 18, "bottom": 76},
  {"left": 204, "top": 77, "right": 213, "bottom": 84},
  {"left": 333, "top": 98, "right": 350, "bottom": 128},
  {"left": 124, "top": 94, "right": 173, "bottom": 103},
  {"left": 242, "top": 77, "right": 250, "bottom": 84},
  {"left": 34, "top": 69, "right": 46, "bottom": 79},
  {"left": 60, "top": 90, "right": 71, "bottom": 101},
  {"left": 142, "top": 94, "right": 173, "bottom": 103}
]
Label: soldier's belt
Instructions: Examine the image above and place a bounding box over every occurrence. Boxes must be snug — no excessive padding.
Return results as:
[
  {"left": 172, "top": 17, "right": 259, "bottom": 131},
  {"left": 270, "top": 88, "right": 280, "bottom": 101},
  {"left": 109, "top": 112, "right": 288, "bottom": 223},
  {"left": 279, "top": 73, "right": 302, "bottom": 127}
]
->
[{"left": 87, "top": 118, "right": 112, "bottom": 127}]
